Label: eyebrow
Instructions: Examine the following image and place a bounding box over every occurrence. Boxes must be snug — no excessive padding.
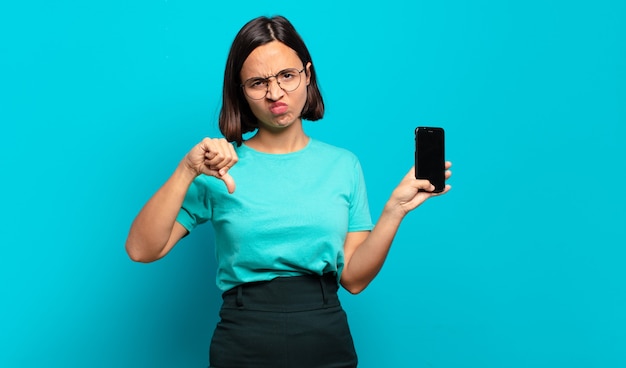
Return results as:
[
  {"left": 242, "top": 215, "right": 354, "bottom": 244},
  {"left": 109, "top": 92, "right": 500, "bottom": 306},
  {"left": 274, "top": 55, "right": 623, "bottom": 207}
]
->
[{"left": 243, "top": 67, "right": 302, "bottom": 81}]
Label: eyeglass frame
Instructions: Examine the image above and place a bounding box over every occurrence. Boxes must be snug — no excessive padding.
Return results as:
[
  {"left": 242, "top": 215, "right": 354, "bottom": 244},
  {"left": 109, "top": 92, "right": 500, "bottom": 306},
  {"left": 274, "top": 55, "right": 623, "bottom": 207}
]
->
[{"left": 240, "top": 68, "right": 306, "bottom": 100}]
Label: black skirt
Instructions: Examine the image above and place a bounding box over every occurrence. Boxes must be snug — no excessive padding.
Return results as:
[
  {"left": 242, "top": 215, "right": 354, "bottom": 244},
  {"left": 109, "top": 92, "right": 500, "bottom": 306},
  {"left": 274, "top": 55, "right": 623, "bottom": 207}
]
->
[{"left": 209, "top": 273, "right": 358, "bottom": 368}]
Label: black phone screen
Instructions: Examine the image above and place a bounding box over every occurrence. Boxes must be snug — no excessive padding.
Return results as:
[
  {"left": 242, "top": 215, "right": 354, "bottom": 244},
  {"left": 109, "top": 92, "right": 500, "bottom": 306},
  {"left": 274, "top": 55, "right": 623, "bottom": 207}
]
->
[{"left": 415, "top": 127, "right": 445, "bottom": 193}]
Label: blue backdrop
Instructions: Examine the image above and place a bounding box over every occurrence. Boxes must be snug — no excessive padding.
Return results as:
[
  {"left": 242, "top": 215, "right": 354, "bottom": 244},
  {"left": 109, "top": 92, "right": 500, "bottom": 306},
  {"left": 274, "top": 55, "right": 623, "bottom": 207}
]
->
[{"left": 1, "top": 1, "right": 624, "bottom": 367}]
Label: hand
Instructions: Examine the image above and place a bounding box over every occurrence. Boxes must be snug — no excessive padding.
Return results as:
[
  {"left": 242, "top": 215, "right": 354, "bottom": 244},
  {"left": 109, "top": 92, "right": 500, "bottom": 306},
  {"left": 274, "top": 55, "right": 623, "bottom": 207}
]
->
[
  {"left": 387, "top": 161, "right": 452, "bottom": 216},
  {"left": 182, "top": 137, "right": 238, "bottom": 193}
]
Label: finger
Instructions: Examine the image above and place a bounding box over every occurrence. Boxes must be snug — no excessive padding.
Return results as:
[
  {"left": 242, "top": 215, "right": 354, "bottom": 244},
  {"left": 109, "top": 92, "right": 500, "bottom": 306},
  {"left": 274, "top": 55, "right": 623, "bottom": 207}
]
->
[
  {"left": 413, "top": 179, "right": 435, "bottom": 192},
  {"left": 212, "top": 146, "right": 238, "bottom": 173},
  {"left": 220, "top": 172, "right": 236, "bottom": 194},
  {"left": 199, "top": 139, "right": 223, "bottom": 167},
  {"left": 445, "top": 170, "right": 452, "bottom": 179},
  {"left": 199, "top": 137, "right": 219, "bottom": 156},
  {"left": 204, "top": 147, "right": 218, "bottom": 160},
  {"left": 198, "top": 164, "right": 219, "bottom": 178},
  {"left": 218, "top": 161, "right": 236, "bottom": 177},
  {"left": 204, "top": 141, "right": 226, "bottom": 165},
  {"left": 206, "top": 139, "right": 234, "bottom": 170},
  {"left": 430, "top": 184, "right": 452, "bottom": 196},
  {"left": 445, "top": 161, "right": 452, "bottom": 169},
  {"left": 223, "top": 142, "right": 239, "bottom": 171}
]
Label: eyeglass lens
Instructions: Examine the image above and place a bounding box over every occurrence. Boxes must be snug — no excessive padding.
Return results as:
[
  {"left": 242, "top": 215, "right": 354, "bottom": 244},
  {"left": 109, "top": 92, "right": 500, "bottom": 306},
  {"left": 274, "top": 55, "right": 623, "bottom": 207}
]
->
[{"left": 242, "top": 69, "right": 303, "bottom": 100}]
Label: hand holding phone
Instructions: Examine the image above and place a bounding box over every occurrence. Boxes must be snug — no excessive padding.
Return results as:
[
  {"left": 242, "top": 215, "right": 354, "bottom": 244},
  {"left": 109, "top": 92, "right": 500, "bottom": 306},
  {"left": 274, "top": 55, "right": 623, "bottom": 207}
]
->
[{"left": 415, "top": 127, "right": 445, "bottom": 193}]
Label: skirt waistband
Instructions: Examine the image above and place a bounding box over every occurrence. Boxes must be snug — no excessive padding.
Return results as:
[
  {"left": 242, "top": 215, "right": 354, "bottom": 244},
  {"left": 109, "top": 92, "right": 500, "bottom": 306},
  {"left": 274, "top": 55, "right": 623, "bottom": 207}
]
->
[{"left": 221, "top": 273, "right": 340, "bottom": 312}]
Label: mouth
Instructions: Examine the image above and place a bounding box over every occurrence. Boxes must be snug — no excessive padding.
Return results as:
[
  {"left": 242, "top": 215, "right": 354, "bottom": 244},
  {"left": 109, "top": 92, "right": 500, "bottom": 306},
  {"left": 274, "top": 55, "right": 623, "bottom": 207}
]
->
[{"left": 269, "top": 102, "right": 288, "bottom": 115}]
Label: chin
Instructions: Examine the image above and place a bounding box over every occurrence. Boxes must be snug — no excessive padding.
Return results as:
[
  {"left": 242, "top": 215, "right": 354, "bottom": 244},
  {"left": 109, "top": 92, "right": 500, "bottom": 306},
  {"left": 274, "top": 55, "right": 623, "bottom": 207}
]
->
[{"left": 267, "top": 115, "right": 298, "bottom": 128}]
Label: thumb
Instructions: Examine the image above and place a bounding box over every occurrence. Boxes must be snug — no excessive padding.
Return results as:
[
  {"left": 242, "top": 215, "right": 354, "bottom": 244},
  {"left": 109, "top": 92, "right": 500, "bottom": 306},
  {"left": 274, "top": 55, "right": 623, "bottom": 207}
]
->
[{"left": 219, "top": 172, "right": 236, "bottom": 194}]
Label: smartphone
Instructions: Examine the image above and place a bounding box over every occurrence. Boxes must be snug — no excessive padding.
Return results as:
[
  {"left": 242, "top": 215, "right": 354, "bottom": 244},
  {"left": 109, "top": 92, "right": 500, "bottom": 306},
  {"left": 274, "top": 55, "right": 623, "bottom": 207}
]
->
[{"left": 415, "top": 127, "right": 445, "bottom": 193}]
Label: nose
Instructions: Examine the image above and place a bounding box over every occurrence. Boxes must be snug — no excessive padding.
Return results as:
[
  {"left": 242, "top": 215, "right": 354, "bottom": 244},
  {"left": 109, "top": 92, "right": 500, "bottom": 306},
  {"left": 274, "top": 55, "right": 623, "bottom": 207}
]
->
[{"left": 265, "top": 77, "right": 285, "bottom": 100}]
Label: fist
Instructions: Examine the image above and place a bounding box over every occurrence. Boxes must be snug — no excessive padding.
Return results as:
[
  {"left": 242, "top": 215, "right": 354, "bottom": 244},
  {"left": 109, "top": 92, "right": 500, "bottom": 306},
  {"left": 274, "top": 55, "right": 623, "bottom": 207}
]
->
[{"left": 184, "top": 137, "right": 238, "bottom": 193}]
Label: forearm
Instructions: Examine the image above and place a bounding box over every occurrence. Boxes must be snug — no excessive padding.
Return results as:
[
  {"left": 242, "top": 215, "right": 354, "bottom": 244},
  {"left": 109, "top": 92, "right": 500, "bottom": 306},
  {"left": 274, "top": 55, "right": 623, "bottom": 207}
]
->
[
  {"left": 341, "top": 204, "right": 406, "bottom": 294},
  {"left": 341, "top": 165, "right": 452, "bottom": 293},
  {"left": 125, "top": 162, "right": 197, "bottom": 262}
]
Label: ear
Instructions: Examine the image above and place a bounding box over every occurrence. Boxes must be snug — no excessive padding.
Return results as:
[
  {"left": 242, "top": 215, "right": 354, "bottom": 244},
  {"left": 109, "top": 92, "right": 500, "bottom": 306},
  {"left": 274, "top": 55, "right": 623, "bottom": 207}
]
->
[{"left": 305, "top": 61, "right": 312, "bottom": 86}]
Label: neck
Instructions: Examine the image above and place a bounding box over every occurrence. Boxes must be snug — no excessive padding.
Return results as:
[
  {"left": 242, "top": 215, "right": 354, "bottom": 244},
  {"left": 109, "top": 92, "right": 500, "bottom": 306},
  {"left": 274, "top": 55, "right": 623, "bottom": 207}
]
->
[{"left": 246, "top": 123, "right": 309, "bottom": 154}]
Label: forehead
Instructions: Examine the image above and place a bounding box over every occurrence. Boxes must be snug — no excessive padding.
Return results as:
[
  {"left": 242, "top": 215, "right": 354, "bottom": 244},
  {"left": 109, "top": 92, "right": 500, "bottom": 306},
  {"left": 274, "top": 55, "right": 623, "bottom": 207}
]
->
[{"left": 240, "top": 41, "right": 302, "bottom": 79}]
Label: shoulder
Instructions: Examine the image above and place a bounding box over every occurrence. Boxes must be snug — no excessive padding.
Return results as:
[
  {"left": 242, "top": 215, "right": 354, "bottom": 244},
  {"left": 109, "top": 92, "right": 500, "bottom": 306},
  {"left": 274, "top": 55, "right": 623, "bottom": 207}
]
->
[{"left": 309, "top": 139, "right": 359, "bottom": 164}]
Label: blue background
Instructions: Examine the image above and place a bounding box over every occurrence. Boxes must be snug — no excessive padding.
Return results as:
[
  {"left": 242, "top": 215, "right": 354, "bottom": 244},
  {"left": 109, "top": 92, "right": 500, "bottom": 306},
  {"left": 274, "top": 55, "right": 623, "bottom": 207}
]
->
[{"left": 1, "top": 1, "right": 624, "bottom": 367}]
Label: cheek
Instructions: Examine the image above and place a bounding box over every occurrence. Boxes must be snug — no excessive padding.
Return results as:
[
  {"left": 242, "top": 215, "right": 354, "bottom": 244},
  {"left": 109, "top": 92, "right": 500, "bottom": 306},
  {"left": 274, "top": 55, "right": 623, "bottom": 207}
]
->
[
  {"left": 246, "top": 100, "right": 265, "bottom": 117},
  {"left": 293, "top": 87, "right": 309, "bottom": 108}
]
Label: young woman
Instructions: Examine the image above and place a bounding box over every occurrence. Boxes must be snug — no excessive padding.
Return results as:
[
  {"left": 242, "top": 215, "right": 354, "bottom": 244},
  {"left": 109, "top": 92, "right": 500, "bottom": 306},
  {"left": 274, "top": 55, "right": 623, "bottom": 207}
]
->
[{"left": 126, "top": 15, "right": 451, "bottom": 368}]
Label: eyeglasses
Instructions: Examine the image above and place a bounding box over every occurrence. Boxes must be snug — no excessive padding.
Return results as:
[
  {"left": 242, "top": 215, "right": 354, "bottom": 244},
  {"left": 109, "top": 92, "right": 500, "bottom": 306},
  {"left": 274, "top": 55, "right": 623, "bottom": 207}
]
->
[{"left": 241, "top": 68, "right": 305, "bottom": 100}]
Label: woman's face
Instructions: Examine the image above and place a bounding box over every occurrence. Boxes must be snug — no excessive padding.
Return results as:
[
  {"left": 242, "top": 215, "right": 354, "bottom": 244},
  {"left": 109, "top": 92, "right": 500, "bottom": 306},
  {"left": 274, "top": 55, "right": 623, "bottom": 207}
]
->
[{"left": 240, "top": 41, "right": 311, "bottom": 131}]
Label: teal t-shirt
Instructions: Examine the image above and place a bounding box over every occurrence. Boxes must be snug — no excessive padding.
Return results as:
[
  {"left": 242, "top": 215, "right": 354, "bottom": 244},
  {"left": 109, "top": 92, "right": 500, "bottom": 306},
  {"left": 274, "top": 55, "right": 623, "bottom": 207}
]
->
[{"left": 176, "top": 138, "right": 374, "bottom": 291}]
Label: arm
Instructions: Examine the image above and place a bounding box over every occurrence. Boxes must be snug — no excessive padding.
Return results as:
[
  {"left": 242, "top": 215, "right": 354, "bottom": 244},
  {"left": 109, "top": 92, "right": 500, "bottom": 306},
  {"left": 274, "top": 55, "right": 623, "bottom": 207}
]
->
[
  {"left": 125, "top": 138, "right": 238, "bottom": 263},
  {"left": 340, "top": 163, "right": 452, "bottom": 294}
]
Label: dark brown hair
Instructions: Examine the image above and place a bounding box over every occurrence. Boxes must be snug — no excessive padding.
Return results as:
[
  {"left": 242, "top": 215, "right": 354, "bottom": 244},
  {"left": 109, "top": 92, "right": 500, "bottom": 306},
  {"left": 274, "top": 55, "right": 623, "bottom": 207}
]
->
[{"left": 219, "top": 15, "right": 324, "bottom": 145}]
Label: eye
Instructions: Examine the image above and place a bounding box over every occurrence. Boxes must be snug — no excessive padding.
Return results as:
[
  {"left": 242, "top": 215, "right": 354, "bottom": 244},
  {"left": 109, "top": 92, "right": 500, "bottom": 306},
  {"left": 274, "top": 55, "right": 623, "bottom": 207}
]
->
[
  {"left": 279, "top": 70, "right": 297, "bottom": 81},
  {"left": 247, "top": 79, "right": 267, "bottom": 89}
]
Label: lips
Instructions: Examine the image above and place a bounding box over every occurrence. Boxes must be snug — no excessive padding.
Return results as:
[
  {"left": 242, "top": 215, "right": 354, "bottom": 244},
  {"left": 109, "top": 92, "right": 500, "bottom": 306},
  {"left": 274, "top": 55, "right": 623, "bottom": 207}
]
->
[{"left": 269, "top": 102, "right": 288, "bottom": 115}]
